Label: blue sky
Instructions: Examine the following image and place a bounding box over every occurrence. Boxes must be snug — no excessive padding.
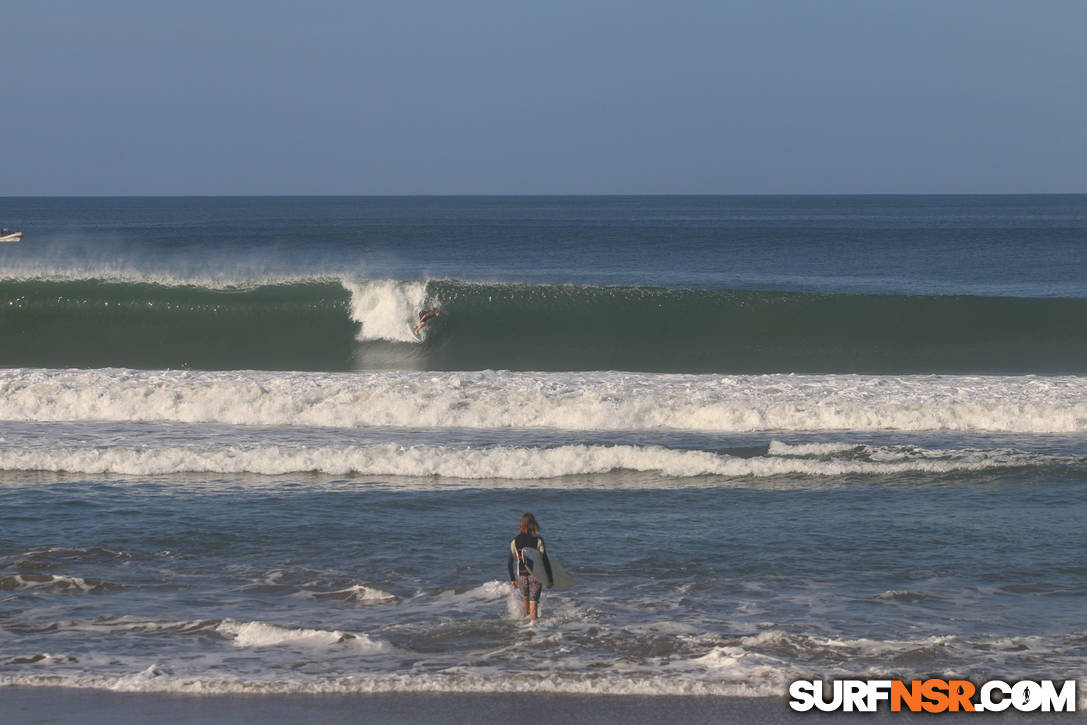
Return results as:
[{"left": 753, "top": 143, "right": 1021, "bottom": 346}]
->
[{"left": 3, "top": 0, "right": 1085, "bottom": 195}]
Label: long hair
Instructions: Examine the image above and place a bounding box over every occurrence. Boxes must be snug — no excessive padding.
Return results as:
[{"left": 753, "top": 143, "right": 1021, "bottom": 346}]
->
[{"left": 519, "top": 512, "right": 540, "bottom": 535}]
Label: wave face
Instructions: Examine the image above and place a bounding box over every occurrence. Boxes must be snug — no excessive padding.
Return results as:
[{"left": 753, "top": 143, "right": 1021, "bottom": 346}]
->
[
  {"left": 2, "top": 276, "right": 1086, "bottom": 373},
  {"left": 0, "top": 278, "right": 359, "bottom": 370},
  {"left": 422, "top": 281, "right": 1087, "bottom": 373}
]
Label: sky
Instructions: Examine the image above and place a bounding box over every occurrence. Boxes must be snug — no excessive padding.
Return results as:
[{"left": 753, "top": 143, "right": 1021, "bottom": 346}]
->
[{"left": 3, "top": 0, "right": 1085, "bottom": 195}]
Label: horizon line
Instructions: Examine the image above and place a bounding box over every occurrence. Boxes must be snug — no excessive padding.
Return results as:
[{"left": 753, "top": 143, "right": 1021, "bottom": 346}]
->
[{"left": 3, "top": 192, "right": 1086, "bottom": 199}]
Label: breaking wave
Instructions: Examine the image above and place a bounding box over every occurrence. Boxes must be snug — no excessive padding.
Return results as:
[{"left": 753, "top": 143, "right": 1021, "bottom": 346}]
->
[
  {"left": 3, "top": 275, "right": 1085, "bottom": 373},
  {"left": 0, "top": 439, "right": 1079, "bottom": 481},
  {"left": 2, "top": 368, "right": 1085, "bottom": 434}
]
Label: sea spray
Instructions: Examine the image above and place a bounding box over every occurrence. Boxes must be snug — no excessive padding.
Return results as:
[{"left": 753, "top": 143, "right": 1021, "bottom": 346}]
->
[{"left": 342, "top": 279, "right": 429, "bottom": 342}]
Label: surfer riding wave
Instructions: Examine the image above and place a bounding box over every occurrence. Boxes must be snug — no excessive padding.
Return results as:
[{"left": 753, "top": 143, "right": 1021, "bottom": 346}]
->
[{"left": 412, "top": 307, "right": 440, "bottom": 337}]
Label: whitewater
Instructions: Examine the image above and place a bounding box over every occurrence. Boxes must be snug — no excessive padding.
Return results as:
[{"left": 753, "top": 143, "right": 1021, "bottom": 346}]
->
[{"left": 2, "top": 368, "right": 1085, "bottom": 433}]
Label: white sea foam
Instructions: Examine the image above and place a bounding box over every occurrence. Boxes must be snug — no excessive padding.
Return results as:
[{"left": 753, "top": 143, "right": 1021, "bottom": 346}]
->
[
  {"left": 874, "top": 589, "right": 941, "bottom": 603},
  {"left": 0, "top": 441, "right": 1060, "bottom": 479},
  {"left": 691, "top": 644, "right": 793, "bottom": 683},
  {"left": 6, "top": 649, "right": 1076, "bottom": 701},
  {"left": 767, "top": 441, "right": 860, "bottom": 456},
  {"left": 0, "top": 574, "right": 102, "bottom": 593},
  {"left": 342, "top": 279, "right": 429, "bottom": 342},
  {"left": 113, "top": 663, "right": 175, "bottom": 689},
  {"left": 299, "top": 584, "right": 399, "bottom": 603},
  {"left": 216, "top": 620, "right": 392, "bottom": 652},
  {"left": 0, "top": 266, "right": 336, "bottom": 290},
  {"left": 0, "top": 670, "right": 783, "bottom": 697},
  {"left": 2, "top": 625, "right": 1081, "bottom": 702},
  {"left": 2, "top": 368, "right": 1085, "bottom": 434}
]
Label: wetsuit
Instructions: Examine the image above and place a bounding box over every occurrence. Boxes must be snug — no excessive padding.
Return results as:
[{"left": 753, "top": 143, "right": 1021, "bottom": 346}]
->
[{"left": 507, "top": 533, "right": 554, "bottom": 588}]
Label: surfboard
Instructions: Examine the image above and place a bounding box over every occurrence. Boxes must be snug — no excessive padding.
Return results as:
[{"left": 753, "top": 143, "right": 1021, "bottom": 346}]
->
[{"left": 522, "top": 547, "right": 576, "bottom": 591}]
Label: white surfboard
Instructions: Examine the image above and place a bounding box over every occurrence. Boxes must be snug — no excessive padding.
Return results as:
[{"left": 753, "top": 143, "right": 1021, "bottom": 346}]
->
[{"left": 522, "top": 547, "right": 576, "bottom": 591}]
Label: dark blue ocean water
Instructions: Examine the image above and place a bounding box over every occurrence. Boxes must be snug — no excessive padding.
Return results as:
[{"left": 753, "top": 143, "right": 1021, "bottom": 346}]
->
[
  {"left": 4, "top": 195, "right": 1086, "bottom": 296},
  {"left": 1, "top": 196, "right": 1085, "bottom": 700}
]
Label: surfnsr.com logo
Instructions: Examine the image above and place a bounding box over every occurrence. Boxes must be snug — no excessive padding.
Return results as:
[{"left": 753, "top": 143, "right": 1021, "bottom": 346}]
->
[{"left": 789, "top": 679, "right": 1076, "bottom": 713}]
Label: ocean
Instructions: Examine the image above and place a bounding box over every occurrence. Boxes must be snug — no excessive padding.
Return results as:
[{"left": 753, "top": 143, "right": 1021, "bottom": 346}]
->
[{"left": 1, "top": 196, "right": 1085, "bottom": 702}]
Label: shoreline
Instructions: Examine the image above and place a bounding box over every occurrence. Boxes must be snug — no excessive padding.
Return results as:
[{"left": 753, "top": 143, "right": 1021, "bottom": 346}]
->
[{"left": 3, "top": 687, "right": 1058, "bottom": 724}]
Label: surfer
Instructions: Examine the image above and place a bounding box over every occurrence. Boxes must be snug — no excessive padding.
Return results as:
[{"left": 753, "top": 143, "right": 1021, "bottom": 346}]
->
[
  {"left": 412, "top": 308, "right": 440, "bottom": 336},
  {"left": 507, "top": 512, "right": 553, "bottom": 620}
]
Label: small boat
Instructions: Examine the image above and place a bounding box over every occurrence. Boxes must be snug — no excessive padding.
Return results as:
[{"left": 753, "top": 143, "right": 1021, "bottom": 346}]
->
[{"left": 0, "top": 229, "right": 22, "bottom": 243}]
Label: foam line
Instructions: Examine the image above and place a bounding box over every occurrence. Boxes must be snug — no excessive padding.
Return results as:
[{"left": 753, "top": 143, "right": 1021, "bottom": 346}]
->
[
  {"left": 0, "top": 441, "right": 1071, "bottom": 479},
  {"left": 1, "top": 369, "right": 1085, "bottom": 434}
]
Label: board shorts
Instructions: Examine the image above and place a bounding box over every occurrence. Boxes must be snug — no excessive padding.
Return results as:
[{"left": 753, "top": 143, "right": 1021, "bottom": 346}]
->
[{"left": 517, "top": 574, "right": 543, "bottom": 602}]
